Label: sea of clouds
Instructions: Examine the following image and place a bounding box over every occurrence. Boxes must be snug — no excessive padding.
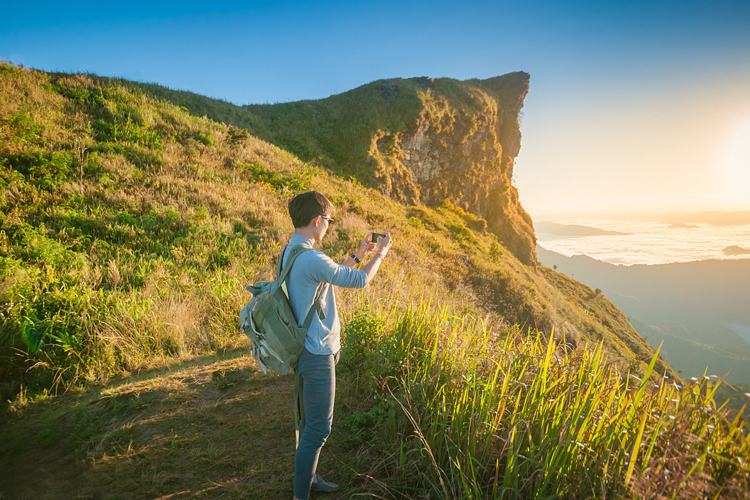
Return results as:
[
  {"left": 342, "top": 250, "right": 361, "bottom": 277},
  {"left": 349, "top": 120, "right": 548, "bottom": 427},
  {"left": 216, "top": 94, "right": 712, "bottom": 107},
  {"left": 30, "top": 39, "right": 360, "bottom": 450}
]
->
[{"left": 537, "top": 220, "right": 750, "bottom": 266}]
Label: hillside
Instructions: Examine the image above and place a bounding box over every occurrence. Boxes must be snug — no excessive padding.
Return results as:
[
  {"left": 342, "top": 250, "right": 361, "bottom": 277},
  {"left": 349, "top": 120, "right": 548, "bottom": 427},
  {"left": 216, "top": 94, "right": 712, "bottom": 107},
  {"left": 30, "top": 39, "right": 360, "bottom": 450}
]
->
[
  {"left": 120, "top": 73, "right": 538, "bottom": 266},
  {"left": 7, "top": 63, "right": 749, "bottom": 498}
]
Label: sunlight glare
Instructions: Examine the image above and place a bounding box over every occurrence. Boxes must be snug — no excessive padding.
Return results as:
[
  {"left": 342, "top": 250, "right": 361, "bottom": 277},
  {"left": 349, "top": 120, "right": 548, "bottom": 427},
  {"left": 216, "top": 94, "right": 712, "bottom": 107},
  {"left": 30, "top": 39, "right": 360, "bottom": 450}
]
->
[{"left": 727, "top": 120, "right": 750, "bottom": 203}]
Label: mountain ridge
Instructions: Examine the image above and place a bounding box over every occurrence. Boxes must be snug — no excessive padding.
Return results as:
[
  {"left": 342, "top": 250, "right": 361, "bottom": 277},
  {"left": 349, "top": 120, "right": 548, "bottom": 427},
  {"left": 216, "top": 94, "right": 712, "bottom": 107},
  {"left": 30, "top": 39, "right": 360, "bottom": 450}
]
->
[{"left": 116, "top": 72, "right": 538, "bottom": 265}]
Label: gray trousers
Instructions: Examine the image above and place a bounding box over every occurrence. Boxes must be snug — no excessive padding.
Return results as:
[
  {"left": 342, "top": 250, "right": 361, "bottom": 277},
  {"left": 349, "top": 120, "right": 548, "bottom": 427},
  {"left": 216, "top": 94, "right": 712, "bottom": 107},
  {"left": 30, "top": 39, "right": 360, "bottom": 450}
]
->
[{"left": 293, "top": 348, "right": 340, "bottom": 500}]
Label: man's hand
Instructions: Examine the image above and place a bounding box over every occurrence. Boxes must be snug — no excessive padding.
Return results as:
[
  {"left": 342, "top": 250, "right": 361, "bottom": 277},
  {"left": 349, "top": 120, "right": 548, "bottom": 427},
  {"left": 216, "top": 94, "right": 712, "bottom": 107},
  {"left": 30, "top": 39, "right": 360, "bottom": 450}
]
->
[
  {"left": 361, "top": 231, "right": 392, "bottom": 283},
  {"left": 343, "top": 232, "right": 379, "bottom": 268},
  {"left": 376, "top": 232, "right": 393, "bottom": 254},
  {"left": 359, "top": 232, "right": 378, "bottom": 256}
]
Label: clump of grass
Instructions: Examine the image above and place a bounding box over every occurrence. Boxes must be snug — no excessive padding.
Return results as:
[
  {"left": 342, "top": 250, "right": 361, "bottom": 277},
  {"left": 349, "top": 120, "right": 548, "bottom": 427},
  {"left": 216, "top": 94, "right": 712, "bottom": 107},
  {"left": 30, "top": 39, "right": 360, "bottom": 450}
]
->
[{"left": 342, "top": 306, "right": 750, "bottom": 499}]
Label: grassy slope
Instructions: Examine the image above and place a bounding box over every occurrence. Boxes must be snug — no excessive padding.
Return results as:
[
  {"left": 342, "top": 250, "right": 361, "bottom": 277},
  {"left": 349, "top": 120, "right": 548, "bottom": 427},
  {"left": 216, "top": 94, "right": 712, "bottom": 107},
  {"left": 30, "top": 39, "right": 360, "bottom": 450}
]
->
[
  {"left": 116, "top": 72, "right": 666, "bottom": 373},
  {"left": 121, "top": 77, "right": 426, "bottom": 181},
  {"left": 7, "top": 64, "right": 740, "bottom": 498}
]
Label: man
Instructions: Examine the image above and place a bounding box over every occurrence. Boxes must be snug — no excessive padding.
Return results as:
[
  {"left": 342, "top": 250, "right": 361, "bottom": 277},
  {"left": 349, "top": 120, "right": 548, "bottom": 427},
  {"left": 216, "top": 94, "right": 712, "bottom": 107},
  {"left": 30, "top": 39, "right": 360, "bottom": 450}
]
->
[{"left": 284, "top": 191, "right": 392, "bottom": 500}]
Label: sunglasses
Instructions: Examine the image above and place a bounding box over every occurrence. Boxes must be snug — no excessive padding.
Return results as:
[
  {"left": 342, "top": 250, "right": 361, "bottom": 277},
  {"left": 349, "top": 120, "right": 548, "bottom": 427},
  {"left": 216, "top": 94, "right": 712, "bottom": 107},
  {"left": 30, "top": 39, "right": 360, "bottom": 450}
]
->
[{"left": 319, "top": 215, "right": 335, "bottom": 224}]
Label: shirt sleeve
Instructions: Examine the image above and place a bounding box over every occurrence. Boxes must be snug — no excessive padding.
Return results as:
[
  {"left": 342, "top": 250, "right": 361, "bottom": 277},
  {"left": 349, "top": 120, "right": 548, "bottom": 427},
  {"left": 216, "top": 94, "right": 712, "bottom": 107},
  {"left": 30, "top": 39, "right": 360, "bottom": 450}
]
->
[{"left": 306, "top": 251, "right": 368, "bottom": 289}]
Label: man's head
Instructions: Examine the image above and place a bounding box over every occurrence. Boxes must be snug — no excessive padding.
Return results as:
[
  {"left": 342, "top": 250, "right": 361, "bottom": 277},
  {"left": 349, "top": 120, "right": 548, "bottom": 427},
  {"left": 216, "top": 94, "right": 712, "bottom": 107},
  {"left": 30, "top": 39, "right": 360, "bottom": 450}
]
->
[
  {"left": 289, "top": 191, "right": 335, "bottom": 227},
  {"left": 289, "top": 191, "right": 335, "bottom": 242}
]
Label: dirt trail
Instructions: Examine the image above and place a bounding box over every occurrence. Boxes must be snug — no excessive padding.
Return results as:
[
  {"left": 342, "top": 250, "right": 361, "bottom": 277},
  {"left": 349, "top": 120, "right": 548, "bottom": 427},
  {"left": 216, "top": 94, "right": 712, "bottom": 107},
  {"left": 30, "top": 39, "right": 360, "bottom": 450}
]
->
[{"left": 0, "top": 350, "right": 379, "bottom": 499}]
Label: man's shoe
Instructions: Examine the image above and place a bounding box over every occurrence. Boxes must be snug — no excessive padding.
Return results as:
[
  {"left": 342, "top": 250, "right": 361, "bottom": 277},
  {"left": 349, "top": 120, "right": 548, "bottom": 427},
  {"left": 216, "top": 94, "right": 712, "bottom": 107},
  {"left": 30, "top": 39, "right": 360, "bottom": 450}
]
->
[{"left": 310, "top": 474, "right": 339, "bottom": 493}]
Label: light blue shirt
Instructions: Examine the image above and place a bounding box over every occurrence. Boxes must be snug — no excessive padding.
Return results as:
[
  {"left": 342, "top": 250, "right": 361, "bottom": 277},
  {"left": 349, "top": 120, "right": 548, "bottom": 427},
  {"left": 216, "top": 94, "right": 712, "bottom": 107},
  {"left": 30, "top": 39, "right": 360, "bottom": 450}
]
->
[{"left": 281, "top": 234, "right": 368, "bottom": 355}]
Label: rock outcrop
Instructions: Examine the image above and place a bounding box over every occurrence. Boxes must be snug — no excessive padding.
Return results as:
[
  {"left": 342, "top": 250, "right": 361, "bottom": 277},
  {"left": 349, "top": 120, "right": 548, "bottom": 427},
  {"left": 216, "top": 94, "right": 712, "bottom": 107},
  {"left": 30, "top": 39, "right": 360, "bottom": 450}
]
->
[{"left": 369, "top": 73, "right": 536, "bottom": 265}]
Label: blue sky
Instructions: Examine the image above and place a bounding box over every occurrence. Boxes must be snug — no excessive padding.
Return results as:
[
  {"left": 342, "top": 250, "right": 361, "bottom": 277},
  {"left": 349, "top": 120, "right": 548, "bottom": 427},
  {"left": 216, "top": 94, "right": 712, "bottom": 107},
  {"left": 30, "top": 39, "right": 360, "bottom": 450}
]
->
[{"left": 3, "top": 0, "right": 750, "bottom": 214}]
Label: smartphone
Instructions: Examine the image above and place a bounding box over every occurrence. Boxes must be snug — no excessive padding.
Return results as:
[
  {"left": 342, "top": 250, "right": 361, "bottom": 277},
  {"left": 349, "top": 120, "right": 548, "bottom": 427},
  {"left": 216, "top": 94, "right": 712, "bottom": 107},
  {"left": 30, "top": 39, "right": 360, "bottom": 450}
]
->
[{"left": 371, "top": 233, "right": 386, "bottom": 243}]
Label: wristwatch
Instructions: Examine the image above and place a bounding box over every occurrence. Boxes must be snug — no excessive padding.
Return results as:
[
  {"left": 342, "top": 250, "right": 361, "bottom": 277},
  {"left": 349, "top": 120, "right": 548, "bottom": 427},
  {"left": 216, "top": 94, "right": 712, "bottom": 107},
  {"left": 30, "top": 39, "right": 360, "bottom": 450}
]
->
[{"left": 350, "top": 253, "right": 361, "bottom": 264}]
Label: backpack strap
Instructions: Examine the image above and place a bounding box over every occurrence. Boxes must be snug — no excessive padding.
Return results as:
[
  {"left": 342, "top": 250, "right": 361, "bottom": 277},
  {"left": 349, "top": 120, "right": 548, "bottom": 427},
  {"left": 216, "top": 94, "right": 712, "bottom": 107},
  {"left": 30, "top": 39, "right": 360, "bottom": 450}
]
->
[
  {"left": 275, "top": 244, "right": 287, "bottom": 280},
  {"left": 278, "top": 244, "right": 328, "bottom": 324},
  {"left": 294, "top": 369, "right": 305, "bottom": 448},
  {"left": 303, "top": 282, "right": 327, "bottom": 326},
  {"left": 277, "top": 244, "right": 310, "bottom": 283}
]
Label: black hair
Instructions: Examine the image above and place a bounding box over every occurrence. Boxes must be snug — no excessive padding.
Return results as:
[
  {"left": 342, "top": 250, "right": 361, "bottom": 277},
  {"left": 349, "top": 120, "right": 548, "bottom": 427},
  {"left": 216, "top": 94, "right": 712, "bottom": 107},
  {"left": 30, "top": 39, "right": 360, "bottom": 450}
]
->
[{"left": 288, "top": 191, "right": 334, "bottom": 228}]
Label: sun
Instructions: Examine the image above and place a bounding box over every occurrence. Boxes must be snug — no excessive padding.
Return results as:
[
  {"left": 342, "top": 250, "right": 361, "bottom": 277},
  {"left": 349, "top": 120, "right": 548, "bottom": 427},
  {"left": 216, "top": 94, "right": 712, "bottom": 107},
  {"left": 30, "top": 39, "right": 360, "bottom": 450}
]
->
[{"left": 726, "top": 120, "right": 750, "bottom": 204}]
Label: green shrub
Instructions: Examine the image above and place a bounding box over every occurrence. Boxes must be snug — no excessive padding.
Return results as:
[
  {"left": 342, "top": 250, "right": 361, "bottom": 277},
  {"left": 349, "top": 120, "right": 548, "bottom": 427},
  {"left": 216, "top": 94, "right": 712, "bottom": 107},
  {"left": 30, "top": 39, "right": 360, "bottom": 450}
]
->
[
  {"left": 341, "top": 311, "right": 385, "bottom": 369},
  {"left": 240, "top": 163, "right": 310, "bottom": 193},
  {"left": 6, "top": 110, "right": 44, "bottom": 145},
  {"left": 490, "top": 240, "right": 503, "bottom": 261},
  {"left": 4, "top": 150, "right": 73, "bottom": 187}
]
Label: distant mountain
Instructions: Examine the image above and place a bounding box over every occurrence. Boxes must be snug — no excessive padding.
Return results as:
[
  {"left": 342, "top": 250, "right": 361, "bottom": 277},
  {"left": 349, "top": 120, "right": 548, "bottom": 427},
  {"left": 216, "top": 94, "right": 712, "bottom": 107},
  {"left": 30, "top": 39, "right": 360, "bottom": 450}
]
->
[
  {"left": 535, "top": 211, "right": 750, "bottom": 226},
  {"left": 662, "top": 211, "right": 750, "bottom": 227},
  {"left": 535, "top": 221, "right": 630, "bottom": 237},
  {"left": 723, "top": 245, "right": 750, "bottom": 256},
  {"left": 537, "top": 246, "right": 750, "bottom": 384}
]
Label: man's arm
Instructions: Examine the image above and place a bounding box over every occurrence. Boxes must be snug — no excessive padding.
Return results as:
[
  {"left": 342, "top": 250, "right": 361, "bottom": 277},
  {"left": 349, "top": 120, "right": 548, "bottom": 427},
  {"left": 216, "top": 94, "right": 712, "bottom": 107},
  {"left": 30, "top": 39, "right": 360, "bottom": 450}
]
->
[
  {"left": 309, "top": 252, "right": 369, "bottom": 290},
  {"left": 360, "top": 232, "right": 393, "bottom": 283}
]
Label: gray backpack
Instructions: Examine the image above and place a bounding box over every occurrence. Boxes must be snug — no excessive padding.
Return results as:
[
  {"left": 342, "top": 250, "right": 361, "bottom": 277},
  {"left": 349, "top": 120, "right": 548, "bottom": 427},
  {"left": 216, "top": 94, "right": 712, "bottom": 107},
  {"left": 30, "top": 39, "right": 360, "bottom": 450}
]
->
[{"left": 239, "top": 244, "right": 326, "bottom": 375}]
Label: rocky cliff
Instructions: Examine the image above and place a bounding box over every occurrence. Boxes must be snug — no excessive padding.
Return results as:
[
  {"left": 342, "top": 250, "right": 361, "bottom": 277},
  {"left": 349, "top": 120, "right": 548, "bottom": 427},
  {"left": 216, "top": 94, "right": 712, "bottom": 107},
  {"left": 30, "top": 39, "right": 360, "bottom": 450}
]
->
[{"left": 369, "top": 73, "right": 535, "bottom": 264}]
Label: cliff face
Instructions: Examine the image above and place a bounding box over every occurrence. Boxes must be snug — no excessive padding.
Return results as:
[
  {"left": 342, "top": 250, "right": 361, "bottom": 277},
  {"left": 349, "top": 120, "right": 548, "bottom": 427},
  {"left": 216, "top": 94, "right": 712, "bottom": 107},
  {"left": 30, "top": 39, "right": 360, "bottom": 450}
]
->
[{"left": 369, "top": 73, "right": 536, "bottom": 265}]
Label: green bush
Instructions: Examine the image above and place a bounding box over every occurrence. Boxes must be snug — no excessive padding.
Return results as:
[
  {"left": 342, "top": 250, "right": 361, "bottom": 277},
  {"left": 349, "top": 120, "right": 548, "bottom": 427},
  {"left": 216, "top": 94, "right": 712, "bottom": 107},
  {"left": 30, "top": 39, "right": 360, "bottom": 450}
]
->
[
  {"left": 4, "top": 150, "right": 73, "bottom": 187},
  {"left": 240, "top": 163, "right": 310, "bottom": 193},
  {"left": 6, "top": 111, "right": 44, "bottom": 145},
  {"left": 341, "top": 311, "right": 385, "bottom": 369}
]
